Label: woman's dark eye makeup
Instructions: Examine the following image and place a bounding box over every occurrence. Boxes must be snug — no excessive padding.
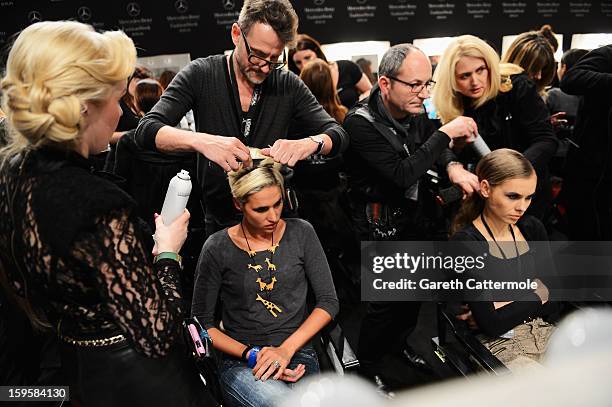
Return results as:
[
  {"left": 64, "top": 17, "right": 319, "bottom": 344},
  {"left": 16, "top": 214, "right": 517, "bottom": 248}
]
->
[
  {"left": 253, "top": 198, "right": 282, "bottom": 213},
  {"left": 506, "top": 193, "right": 535, "bottom": 200}
]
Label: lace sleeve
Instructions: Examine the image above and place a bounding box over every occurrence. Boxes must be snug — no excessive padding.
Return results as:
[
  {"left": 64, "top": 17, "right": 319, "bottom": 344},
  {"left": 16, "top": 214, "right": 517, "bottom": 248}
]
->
[{"left": 71, "top": 209, "right": 183, "bottom": 358}]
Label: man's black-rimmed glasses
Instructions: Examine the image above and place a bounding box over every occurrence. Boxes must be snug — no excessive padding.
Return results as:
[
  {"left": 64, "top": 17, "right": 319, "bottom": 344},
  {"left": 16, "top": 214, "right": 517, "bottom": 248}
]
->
[
  {"left": 239, "top": 27, "right": 286, "bottom": 70},
  {"left": 387, "top": 76, "right": 436, "bottom": 94}
]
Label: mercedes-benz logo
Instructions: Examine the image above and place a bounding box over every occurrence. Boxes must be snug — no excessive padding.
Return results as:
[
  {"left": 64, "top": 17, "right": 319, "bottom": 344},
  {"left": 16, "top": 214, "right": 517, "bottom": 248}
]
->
[
  {"left": 126, "top": 2, "right": 141, "bottom": 18},
  {"left": 222, "top": 0, "right": 235, "bottom": 11},
  {"left": 77, "top": 6, "right": 92, "bottom": 22},
  {"left": 175, "top": 0, "right": 189, "bottom": 13},
  {"left": 313, "top": 0, "right": 325, "bottom": 5},
  {"left": 27, "top": 10, "right": 42, "bottom": 23}
]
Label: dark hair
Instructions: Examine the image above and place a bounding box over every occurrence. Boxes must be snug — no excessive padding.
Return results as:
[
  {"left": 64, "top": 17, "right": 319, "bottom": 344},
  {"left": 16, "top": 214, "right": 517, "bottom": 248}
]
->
[
  {"left": 451, "top": 149, "right": 535, "bottom": 235},
  {"left": 502, "top": 32, "right": 556, "bottom": 93},
  {"left": 356, "top": 58, "right": 375, "bottom": 85},
  {"left": 539, "top": 24, "right": 558, "bottom": 52},
  {"left": 561, "top": 48, "right": 589, "bottom": 70},
  {"left": 134, "top": 79, "right": 163, "bottom": 115},
  {"left": 288, "top": 34, "right": 327, "bottom": 74},
  {"left": 300, "top": 59, "right": 347, "bottom": 123},
  {"left": 238, "top": 0, "right": 298, "bottom": 47},
  {"left": 158, "top": 70, "right": 177, "bottom": 90},
  {"left": 122, "top": 65, "right": 152, "bottom": 112}
]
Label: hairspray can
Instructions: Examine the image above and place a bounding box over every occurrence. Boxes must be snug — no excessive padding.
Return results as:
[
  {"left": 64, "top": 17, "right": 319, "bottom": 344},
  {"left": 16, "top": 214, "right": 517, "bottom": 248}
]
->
[
  {"left": 160, "top": 170, "right": 192, "bottom": 225},
  {"left": 471, "top": 133, "right": 491, "bottom": 157}
]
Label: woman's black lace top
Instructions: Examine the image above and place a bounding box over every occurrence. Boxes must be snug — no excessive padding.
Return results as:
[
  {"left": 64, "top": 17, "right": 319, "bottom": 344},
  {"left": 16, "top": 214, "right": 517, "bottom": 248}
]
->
[{"left": 0, "top": 147, "right": 183, "bottom": 357}]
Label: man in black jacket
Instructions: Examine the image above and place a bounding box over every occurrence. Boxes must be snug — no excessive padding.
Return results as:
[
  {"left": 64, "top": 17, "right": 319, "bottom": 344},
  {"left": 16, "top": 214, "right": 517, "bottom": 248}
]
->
[
  {"left": 344, "top": 44, "right": 478, "bottom": 386},
  {"left": 134, "top": 0, "right": 348, "bottom": 235},
  {"left": 560, "top": 45, "right": 612, "bottom": 240}
]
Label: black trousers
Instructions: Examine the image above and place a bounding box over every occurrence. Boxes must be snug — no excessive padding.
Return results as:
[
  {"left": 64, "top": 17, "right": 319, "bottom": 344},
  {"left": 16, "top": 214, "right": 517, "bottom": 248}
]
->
[
  {"left": 357, "top": 301, "right": 421, "bottom": 367},
  {"left": 351, "top": 199, "right": 443, "bottom": 369},
  {"left": 60, "top": 341, "right": 217, "bottom": 407}
]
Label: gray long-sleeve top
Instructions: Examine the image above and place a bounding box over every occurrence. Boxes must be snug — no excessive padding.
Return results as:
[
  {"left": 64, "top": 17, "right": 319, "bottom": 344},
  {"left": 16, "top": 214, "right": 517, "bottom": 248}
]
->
[
  {"left": 192, "top": 218, "right": 339, "bottom": 347},
  {"left": 134, "top": 55, "right": 348, "bottom": 225}
]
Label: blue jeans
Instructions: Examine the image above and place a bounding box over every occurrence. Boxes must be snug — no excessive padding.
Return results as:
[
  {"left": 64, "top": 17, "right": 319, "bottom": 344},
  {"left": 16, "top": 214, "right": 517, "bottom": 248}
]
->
[{"left": 219, "top": 347, "right": 319, "bottom": 407}]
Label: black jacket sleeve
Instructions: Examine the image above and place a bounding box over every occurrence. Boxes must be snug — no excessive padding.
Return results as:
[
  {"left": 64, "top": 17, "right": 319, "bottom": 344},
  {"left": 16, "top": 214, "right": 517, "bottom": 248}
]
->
[
  {"left": 560, "top": 45, "right": 612, "bottom": 96},
  {"left": 468, "top": 297, "right": 544, "bottom": 337},
  {"left": 419, "top": 116, "right": 456, "bottom": 170},
  {"left": 344, "top": 114, "right": 451, "bottom": 189},
  {"left": 510, "top": 76, "right": 558, "bottom": 169},
  {"left": 290, "top": 74, "right": 348, "bottom": 156}
]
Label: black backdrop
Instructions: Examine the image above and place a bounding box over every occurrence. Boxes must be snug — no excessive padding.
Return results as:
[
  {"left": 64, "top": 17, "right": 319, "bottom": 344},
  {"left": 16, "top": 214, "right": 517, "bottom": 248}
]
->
[{"left": 1, "top": 1, "right": 611, "bottom": 60}]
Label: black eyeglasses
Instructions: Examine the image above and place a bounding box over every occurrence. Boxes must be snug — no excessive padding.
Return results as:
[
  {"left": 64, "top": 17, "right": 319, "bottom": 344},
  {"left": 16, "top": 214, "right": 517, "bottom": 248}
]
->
[
  {"left": 239, "top": 27, "right": 286, "bottom": 70},
  {"left": 387, "top": 76, "right": 436, "bottom": 94}
]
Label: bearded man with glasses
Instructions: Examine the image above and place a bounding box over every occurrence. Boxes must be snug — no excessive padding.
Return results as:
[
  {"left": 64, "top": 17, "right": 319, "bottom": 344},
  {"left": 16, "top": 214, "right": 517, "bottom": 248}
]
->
[
  {"left": 343, "top": 44, "right": 479, "bottom": 389},
  {"left": 135, "top": 0, "right": 347, "bottom": 237}
]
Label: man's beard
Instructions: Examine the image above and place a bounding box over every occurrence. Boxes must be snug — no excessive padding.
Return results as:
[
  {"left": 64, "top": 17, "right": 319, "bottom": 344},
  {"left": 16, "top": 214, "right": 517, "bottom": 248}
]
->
[{"left": 236, "top": 55, "right": 267, "bottom": 86}]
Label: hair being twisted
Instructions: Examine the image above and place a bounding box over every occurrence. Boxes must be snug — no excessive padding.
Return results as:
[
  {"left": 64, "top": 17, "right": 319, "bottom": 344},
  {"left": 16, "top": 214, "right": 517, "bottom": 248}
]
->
[{"left": 228, "top": 150, "right": 285, "bottom": 204}]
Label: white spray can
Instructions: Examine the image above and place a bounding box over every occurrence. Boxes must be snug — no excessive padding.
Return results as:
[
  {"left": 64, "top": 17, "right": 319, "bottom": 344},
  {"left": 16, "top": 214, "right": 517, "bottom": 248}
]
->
[
  {"left": 160, "top": 170, "right": 192, "bottom": 225},
  {"left": 471, "top": 133, "right": 492, "bottom": 157}
]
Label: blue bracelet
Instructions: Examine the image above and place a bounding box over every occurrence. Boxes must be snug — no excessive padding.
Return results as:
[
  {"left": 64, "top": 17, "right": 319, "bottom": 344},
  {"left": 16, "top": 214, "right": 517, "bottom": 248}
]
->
[{"left": 247, "top": 346, "right": 261, "bottom": 368}]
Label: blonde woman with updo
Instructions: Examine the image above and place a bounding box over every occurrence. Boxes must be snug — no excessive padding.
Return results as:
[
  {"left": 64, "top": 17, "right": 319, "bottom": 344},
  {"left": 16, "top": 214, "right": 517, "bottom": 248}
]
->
[
  {"left": 433, "top": 35, "right": 557, "bottom": 219},
  {"left": 0, "top": 21, "right": 214, "bottom": 406},
  {"left": 192, "top": 150, "right": 338, "bottom": 407}
]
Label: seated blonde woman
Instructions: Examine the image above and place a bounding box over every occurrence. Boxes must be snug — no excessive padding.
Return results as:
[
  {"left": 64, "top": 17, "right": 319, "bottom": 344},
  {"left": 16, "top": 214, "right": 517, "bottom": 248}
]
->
[{"left": 192, "top": 150, "right": 339, "bottom": 407}]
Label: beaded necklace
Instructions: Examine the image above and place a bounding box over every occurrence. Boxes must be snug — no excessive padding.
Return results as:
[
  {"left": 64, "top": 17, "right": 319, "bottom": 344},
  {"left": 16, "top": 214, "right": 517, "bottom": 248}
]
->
[{"left": 241, "top": 222, "right": 282, "bottom": 317}]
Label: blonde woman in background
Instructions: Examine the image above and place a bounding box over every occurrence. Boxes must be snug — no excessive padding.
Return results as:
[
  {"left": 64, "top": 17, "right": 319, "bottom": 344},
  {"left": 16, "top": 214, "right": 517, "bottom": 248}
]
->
[
  {"left": 433, "top": 35, "right": 557, "bottom": 220},
  {"left": 0, "top": 21, "right": 213, "bottom": 406}
]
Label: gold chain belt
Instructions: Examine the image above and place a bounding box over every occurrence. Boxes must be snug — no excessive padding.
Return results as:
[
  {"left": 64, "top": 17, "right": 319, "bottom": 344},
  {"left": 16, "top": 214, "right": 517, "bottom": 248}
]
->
[{"left": 60, "top": 333, "right": 126, "bottom": 347}]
